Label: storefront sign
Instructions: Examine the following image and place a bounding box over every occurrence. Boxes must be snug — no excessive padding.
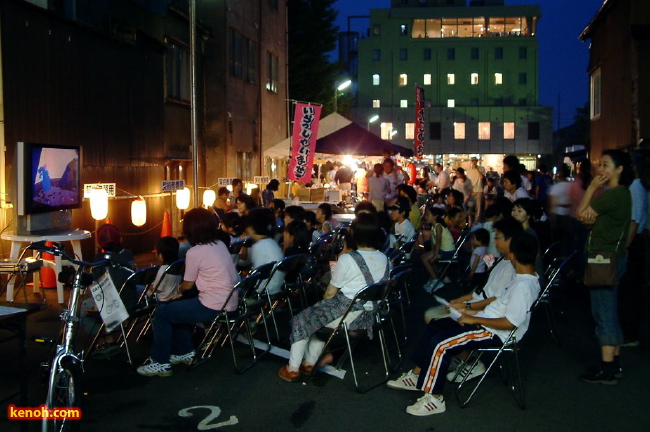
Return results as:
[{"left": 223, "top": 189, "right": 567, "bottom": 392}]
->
[{"left": 415, "top": 85, "right": 426, "bottom": 159}]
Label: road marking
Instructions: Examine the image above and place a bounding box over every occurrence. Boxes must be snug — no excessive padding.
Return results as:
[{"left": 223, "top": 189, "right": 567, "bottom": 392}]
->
[{"left": 178, "top": 406, "right": 239, "bottom": 430}]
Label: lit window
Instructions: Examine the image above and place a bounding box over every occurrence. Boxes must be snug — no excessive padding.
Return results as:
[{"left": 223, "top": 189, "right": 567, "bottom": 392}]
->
[
  {"left": 400, "top": 99, "right": 408, "bottom": 108},
  {"left": 590, "top": 68, "right": 601, "bottom": 119},
  {"left": 478, "top": 122, "right": 490, "bottom": 139},
  {"left": 504, "top": 122, "right": 515, "bottom": 139},
  {"left": 494, "top": 73, "right": 503, "bottom": 85},
  {"left": 405, "top": 123, "right": 415, "bottom": 139},
  {"left": 454, "top": 122, "right": 465, "bottom": 139},
  {"left": 447, "top": 99, "right": 455, "bottom": 108},
  {"left": 471, "top": 73, "right": 479, "bottom": 85},
  {"left": 399, "top": 74, "right": 408, "bottom": 86},
  {"left": 380, "top": 122, "right": 393, "bottom": 140},
  {"left": 424, "top": 74, "right": 432, "bottom": 85},
  {"left": 372, "top": 99, "right": 381, "bottom": 108},
  {"left": 447, "top": 74, "right": 455, "bottom": 85},
  {"left": 372, "top": 74, "right": 380, "bottom": 86}
]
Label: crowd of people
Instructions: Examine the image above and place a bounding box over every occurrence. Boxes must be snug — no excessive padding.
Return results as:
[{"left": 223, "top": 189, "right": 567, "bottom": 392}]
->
[{"left": 83, "top": 149, "right": 646, "bottom": 418}]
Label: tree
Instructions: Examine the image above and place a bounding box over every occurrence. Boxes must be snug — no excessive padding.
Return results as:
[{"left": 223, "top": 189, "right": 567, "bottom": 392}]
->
[{"left": 288, "top": 0, "right": 340, "bottom": 114}]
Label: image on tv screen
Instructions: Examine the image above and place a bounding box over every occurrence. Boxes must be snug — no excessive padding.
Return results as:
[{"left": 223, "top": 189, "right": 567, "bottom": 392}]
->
[{"left": 31, "top": 146, "right": 80, "bottom": 211}]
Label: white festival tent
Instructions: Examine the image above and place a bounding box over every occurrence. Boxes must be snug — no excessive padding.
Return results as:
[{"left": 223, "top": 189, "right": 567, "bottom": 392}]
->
[{"left": 264, "top": 113, "right": 352, "bottom": 159}]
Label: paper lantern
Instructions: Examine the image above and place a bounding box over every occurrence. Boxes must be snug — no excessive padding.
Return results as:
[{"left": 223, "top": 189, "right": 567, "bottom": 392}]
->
[
  {"left": 202, "top": 189, "right": 216, "bottom": 207},
  {"left": 90, "top": 187, "right": 109, "bottom": 220},
  {"left": 176, "top": 187, "right": 191, "bottom": 210},
  {"left": 131, "top": 197, "right": 147, "bottom": 227}
]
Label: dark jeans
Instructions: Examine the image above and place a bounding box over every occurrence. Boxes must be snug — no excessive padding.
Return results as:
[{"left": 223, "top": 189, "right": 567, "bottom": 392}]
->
[{"left": 150, "top": 297, "right": 219, "bottom": 363}]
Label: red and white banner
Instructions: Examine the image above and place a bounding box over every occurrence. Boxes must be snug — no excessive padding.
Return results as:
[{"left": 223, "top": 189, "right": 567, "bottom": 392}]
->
[
  {"left": 287, "top": 103, "right": 321, "bottom": 183},
  {"left": 414, "top": 85, "right": 426, "bottom": 159}
]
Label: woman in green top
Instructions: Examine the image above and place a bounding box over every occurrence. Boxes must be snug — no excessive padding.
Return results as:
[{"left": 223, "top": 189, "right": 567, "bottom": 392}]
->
[{"left": 577, "top": 149, "right": 633, "bottom": 385}]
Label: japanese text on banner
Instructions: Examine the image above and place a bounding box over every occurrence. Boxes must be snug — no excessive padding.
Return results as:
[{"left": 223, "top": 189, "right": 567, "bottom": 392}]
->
[
  {"left": 414, "top": 86, "right": 426, "bottom": 159},
  {"left": 287, "top": 103, "right": 322, "bottom": 183}
]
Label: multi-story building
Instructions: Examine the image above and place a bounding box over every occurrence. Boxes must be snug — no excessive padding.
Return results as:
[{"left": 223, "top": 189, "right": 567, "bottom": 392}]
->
[
  {"left": 580, "top": 0, "right": 650, "bottom": 158},
  {"left": 353, "top": 0, "right": 552, "bottom": 170}
]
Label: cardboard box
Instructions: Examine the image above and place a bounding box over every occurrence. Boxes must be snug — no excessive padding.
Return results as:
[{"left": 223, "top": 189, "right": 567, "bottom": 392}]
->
[
  {"left": 296, "top": 188, "right": 311, "bottom": 201},
  {"left": 310, "top": 188, "right": 326, "bottom": 202}
]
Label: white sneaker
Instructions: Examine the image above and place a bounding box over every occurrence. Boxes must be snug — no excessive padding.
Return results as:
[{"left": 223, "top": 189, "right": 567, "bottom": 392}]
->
[
  {"left": 387, "top": 370, "right": 420, "bottom": 391},
  {"left": 137, "top": 357, "right": 172, "bottom": 377},
  {"left": 170, "top": 351, "right": 195, "bottom": 365},
  {"left": 447, "top": 360, "right": 486, "bottom": 383},
  {"left": 424, "top": 279, "right": 439, "bottom": 293},
  {"left": 448, "top": 356, "right": 463, "bottom": 374},
  {"left": 406, "top": 394, "right": 446, "bottom": 416}
]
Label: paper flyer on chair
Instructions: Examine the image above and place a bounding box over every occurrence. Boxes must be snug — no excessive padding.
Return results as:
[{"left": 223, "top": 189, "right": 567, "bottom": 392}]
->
[{"left": 90, "top": 272, "right": 129, "bottom": 332}]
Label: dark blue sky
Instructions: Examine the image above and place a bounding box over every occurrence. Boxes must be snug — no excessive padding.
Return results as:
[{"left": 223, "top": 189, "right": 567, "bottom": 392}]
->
[{"left": 332, "top": 0, "right": 605, "bottom": 131}]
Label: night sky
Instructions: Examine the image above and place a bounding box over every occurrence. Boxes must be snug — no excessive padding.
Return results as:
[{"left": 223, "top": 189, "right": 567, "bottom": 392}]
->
[{"left": 332, "top": 0, "right": 605, "bottom": 131}]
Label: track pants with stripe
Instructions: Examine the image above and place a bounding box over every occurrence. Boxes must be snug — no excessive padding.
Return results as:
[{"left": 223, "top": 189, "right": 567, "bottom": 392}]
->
[{"left": 412, "top": 317, "right": 501, "bottom": 395}]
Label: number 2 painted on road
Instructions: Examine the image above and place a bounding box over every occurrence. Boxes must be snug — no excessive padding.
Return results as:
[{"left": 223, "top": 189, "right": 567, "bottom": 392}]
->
[{"left": 178, "top": 405, "right": 239, "bottom": 430}]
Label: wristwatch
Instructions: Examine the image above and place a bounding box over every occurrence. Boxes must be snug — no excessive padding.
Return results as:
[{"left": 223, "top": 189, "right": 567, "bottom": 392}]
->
[{"left": 466, "top": 302, "right": 472, "bottom": 310}]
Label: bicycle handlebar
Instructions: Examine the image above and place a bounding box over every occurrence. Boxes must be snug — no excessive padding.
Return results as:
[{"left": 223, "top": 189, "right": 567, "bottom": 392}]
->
[{"left": 27, "top": 241, "right": 132, "bottom": 271}]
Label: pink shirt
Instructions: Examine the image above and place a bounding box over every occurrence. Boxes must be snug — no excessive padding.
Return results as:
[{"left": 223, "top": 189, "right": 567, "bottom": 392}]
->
[{"left": 184, "top": 242, "right": 239, "bottom": 311}]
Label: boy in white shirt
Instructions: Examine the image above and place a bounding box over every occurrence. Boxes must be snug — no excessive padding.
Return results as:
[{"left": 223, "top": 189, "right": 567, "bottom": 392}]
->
[
  {"left": 387, "top": 232, "right": 540, "bottom": 417},
  {"left": 388, "top": 197, "right": 416, "bottom": 248}
]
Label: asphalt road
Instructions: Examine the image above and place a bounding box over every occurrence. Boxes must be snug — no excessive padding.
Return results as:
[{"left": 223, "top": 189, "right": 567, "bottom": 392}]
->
[{"left": 2, "top": 270, "right": 650, "bottom": 432}]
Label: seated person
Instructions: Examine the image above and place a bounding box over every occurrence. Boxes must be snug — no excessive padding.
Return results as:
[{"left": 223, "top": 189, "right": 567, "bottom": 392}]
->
[
  {"left": 239, "top": 208, "right": 285, "bottom": 296},
  {"left": 270, "top": 198, "right": 286, "bottom": 228},
  {"left": 284, "top": 205, "right": 306, "bottom": 226},
  {"left": 387, "top": 232, "right": 540, "bottom": 416},
  {"left": 388, "top": 197, "right": 416, "bottom": 247},
  {"left": 465, "top": 228, "right": 490, "bottom": 292},
  {"left": 397, "top": 184, "right": 422, "bottom": 230},
  {"left": 82, "top": 223, "right": 137, "bottom": 358},
  {"left": 212, "top": 187, "right": 230, "bottom": 221},
  {"left": 283, "top": 220, "right": 310, "bottom": 256},
  {"left": 137, "top": 208, "right": 238, "bottom": 377},
  {"left": 421, "top": 207, "right": 455, "bottom": 292},
  {"left": 312, "top": 203, "right": 340, "bottom": 242},
  {"left": 151, "top": 236, "right": 182, "bottom": 303},
  {"left": 278, "top": 213, "right": 389, "bottom": 382}
]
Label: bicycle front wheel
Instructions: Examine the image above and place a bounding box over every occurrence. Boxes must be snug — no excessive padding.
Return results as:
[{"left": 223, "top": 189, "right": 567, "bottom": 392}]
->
[{"left": 42, "top": 357, "right": 83, "bottom": 432}]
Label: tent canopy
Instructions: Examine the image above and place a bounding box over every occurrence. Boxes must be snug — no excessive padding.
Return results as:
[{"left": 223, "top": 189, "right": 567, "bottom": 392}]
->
[
  {"left": 264, "top": 113, "right": 351, "bottom": 158},
  {"left": 316, "top": 122, "right": 414, "bottom": 157},
  {"left": 264, "top": 113, "right": 414, "bottom": 158}
]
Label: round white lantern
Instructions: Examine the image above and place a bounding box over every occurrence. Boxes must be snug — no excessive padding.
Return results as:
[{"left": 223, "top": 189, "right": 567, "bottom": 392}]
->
[
  {"left": 90, "top": 187, "right": 109, "bottom": 220},
  {"left": 131, "top": 197, "right": 147, "bottom": 227},
  {"left": 176, "top": 187, "right": 191, "bottom": 210},
  {"left": 202, "top": 189, "right": 216, "bottom": 207}
]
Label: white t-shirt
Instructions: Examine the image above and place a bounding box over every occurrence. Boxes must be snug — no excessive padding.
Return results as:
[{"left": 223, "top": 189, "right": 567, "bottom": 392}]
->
[
  {"left": 548, "top": 181, "right": 572, "bottom": 216},
  {"left": 471, "top": 246, "right": 487, "bottom": 274},
  {"left": 368, "top": 176, "right": 390, "bottom": 201},
  {"left": 383, "top": 171, "right": 404, "bottom": 200},
  {"left": 395, "top": 219, "right": 416, "bottom": 242},
  {"left": 476, "top": 273, "right": 540, "bottom": 342},
  {"left": 153, "top": 264, "right": 183, "bottom": 302},
  {"left": 251, "top": 237, "right": 285, "bottom": 295},
  {"left": 504, "top": 187, "right": 530, "bottom": 202},
  {"left": 470, "top": 258, "right": 515, "bottom": 303},
  {"left": 331, "top": 250, "right": 388, "bottom": 301}
]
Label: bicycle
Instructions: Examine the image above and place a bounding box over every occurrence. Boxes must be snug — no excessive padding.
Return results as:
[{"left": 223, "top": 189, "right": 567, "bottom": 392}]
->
[{"left": 27, "top": 241, "right": 132, "bottom": 432}]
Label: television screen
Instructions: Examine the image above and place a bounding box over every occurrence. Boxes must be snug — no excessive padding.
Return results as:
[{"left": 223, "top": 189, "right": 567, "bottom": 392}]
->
[{"left": 17, "top": 143, "right": 82, "bottom": 215}]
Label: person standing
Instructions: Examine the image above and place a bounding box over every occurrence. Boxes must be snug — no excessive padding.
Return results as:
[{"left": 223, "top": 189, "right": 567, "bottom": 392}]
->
[
  {"left": 577, "top": 149, "right": 633, "bottom": 384},
  {"left": 466, "top": 157, "right": 486, "bottom": 223},
  {"left": 335, "top": 164, "right": 354, "bottom": 200},
  {"left": 367, "top": 163, "right": 390, "bottom": 211},
  {"left": 382, "top": 158, "right": 404, "bottom": 205},
  {"left": 433, "top": 163, "right": 450, "bottom": 191}
]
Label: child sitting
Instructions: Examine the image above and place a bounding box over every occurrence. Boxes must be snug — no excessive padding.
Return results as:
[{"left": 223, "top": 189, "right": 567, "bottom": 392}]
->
[
  {"left": 387, "top": 232, "right": 540, "bottom": 416},
  {"left": 421, "top": 207, "right": 455, "bottom": 292},
  {"left": 466, "top": 228, "right": 490, "bottom": 292},
  {"left": 151, "top": 236, "right": 182, "bottom": 303},
  {"left": 388, "top": 197, "right": 416, "bottom": 248}
]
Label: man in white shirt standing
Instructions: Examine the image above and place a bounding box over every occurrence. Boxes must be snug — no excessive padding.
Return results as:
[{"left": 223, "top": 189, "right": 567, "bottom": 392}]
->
[
  {"left": 433, "top": 163, "right": 450, "bottom": 191},
  {"left": 466, "top": 157, "right": 486, "bottom": 223}
]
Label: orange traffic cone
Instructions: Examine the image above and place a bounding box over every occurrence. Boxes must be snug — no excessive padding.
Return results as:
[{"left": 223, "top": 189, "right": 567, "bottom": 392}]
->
[
  {"left": 161, "top": 210, "right": 172, "bottom": 237},
  {"left": 40, "top": 241, "right": 57, "bottom": 289}
]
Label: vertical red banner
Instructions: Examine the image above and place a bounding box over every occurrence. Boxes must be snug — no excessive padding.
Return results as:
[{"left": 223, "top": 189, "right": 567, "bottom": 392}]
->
[
  {"left": 414, "top": 85, "right": 426, "bottom": 159},
  {"left": 287, "top": 103, "right": 322, "bottom": 183}
]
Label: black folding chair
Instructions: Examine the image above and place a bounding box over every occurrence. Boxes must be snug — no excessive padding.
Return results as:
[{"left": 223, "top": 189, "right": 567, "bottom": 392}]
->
[
  {"left": 311, "top": 281, "right": 397, "bottom": 393},
  {"left": 189, "top": 268, "right": 272, "bottom": 374}
]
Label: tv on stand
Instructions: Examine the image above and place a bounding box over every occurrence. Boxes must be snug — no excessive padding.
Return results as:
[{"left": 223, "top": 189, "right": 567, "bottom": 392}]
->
[{"left": 14, "top": 142, "right": 82, "bottom": 235}]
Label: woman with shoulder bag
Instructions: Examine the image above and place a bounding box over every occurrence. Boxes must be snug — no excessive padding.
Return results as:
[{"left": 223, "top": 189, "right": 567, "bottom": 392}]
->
[{"left": 577, "top": 149, "right": 633, "bottom": 385}]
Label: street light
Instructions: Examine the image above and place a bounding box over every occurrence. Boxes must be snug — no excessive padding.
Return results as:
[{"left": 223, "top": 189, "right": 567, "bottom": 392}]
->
[
  {"left": 367, "top": 114, "right": 379, "bottom": 130},
  {"left": 334, "top": 79, "right": 352, "bottom": 113}
]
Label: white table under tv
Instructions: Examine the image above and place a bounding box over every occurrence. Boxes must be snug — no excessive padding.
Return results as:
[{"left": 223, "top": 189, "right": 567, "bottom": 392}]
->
[{"left": 2, "top": 230, "right": 91, "bottom": 303}]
